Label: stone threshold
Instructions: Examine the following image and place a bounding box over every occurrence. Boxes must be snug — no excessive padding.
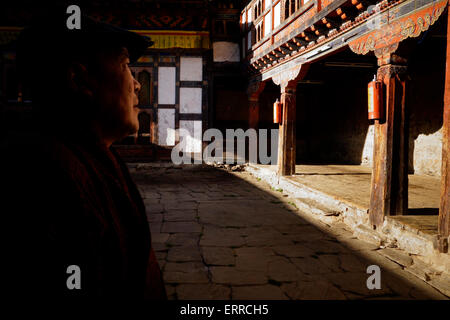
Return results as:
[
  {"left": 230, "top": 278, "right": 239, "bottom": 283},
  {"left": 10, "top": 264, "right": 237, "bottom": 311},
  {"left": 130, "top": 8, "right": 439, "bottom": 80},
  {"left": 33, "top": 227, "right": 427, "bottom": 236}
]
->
[{"left": 244, "top": 163, "right": 450, "bottom": 297}]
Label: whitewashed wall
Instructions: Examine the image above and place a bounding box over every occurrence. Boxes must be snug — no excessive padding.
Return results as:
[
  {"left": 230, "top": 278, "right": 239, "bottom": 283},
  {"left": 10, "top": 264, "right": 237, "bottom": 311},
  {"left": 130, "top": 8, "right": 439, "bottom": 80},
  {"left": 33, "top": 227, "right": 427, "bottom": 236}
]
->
[
  {"left": 180, "top": 57, "right": 202, "bottom": 81},
  {"left": 213, "top": 42, "right": 240, "bottom": 62}
]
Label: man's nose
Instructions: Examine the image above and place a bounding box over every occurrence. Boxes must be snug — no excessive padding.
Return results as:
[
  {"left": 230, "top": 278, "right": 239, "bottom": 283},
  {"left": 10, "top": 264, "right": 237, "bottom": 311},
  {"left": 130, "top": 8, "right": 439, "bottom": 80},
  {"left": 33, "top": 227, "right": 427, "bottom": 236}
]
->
[{"left": 134, "top": 77, "right": 141, "bottom": 93}]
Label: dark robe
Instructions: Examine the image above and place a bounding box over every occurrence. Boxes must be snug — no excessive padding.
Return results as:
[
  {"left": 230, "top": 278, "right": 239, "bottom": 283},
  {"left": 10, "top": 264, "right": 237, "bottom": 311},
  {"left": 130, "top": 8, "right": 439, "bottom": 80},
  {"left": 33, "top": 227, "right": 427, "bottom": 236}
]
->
[{"left": 3, "top": 129, "right": 166, "bottom": 300}]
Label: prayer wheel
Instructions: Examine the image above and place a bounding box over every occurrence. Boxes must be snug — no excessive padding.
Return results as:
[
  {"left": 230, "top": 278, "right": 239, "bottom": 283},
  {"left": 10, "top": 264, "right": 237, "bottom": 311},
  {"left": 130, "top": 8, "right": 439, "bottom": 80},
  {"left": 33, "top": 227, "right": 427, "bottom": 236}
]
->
[
  {"left": 368, "top": 76, "right": 383, "bottom": 120},
  {"left": 273, "top": 99, "right": 283, "bottom": 124}
]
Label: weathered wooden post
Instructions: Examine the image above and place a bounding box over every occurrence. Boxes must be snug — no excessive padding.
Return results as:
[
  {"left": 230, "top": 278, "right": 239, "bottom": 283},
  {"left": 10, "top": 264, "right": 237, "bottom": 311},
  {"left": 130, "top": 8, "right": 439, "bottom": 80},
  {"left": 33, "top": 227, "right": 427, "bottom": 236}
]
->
[
  {"left": 346, "top": 0, "right": 449, "bottom": 230},
  {"left": 369, "top": 54, "right": 409, "bottom": 228},
  {"left": 277, "top": 81, "right": 297, "bottom": 176},
  {"left": 272, "top": 64, "right": 308, "bottom": 176},
  {"left": 438, "top": 5, "right": 450, "bottom": 253}
]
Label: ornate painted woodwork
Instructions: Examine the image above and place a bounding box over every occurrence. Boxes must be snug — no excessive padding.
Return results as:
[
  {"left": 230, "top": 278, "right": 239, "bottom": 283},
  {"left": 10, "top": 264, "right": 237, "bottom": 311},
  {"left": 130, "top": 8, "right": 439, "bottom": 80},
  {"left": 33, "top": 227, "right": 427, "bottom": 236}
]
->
[
  {"left": 246, "top": 0, "right": 448, "bottom": 79},
  {"left": 132, "top": 30, "right": 210, "bottom": 49},
  {"left": 349, "top": 0, "right": 448, "bottom": 59}
]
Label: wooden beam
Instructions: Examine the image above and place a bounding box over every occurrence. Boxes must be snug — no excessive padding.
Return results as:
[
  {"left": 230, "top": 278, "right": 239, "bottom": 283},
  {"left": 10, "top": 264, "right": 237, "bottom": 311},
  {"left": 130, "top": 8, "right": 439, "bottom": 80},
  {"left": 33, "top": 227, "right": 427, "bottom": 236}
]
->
[
  {"left": 438, "top": 6, "right": 450, "bottom": 253},
  {"left": 322, "top": 17, "right": 340, "bottom": 29},
  {"left": 311, "top": 24, "right": 327, "bottom": 36},
  {"left": 261, "top": 56, "right": 271, "bottom": 64},
  {"left": 278, "top": 46, "right": 291, "bottom": 55},
  {"left": 369, "top": 62, "right": 408, "bottom": 227},
  {"left": 286, "top": 41, "right": 299, "bottom": 51},
  {"left": 301, "top": 31, "right": 318, "bottom": 41},
  {"left": 293, "top": 36, "right": 308, "bottom": 46},
  {"left": 352, "top": 0, "right": 370, "bottom": 10},
  {"left": 266, "top": 53, "right": 277, "bottom": 60},
  {"left": 336, "top": 6, "right": 358, "bottom": 20},
  {"left": 271, "top": 50, "right": 281, "bottom": 58}
]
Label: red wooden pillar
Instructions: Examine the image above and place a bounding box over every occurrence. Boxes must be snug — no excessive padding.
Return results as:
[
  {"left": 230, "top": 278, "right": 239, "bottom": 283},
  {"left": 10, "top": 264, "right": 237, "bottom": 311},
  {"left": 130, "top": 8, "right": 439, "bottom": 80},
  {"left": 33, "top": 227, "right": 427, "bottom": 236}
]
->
[
  {"left": 247, "top": 81, "right": 266, "bottom": 129},
  {"left": 369, "top": 60, "right": 408, "bottom": 227},
  {"left": 277, "top": 81, "right": 297, "bottom": 176},
  {"left": 248, "top": 98, "right": 260, "bottom": 129},
  {"left": 438, "top": 7, "right": 450, "bottom": 253}
]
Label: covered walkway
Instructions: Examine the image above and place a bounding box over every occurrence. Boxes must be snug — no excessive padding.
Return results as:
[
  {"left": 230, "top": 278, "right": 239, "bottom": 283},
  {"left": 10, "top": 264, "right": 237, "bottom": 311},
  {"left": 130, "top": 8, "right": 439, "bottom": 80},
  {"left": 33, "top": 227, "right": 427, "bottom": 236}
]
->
[{"left": 257, "top": 164, "right": 440, "bottom": 229}]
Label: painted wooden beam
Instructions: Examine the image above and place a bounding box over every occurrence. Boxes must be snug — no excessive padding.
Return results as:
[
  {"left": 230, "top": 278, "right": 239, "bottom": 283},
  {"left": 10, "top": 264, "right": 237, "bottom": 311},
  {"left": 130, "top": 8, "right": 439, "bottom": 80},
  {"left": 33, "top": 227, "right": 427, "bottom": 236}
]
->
[
  {"left": 301, "top": 31, "right": 318, "bottom": 41},
  {"left": 321, "top": 17, "right": 340, "bottom": 29},
  {"left": 278, "top": 46, "right": 292, "bottom": 55},
  {"left": 293, "top": 36, "right": 308, "bottom": 46},
  {"left": 286, "top": 41, "right": 299, "bottom": 51},
  {"left": 310, "top": 24, "right": 327, "bottom": 36}
]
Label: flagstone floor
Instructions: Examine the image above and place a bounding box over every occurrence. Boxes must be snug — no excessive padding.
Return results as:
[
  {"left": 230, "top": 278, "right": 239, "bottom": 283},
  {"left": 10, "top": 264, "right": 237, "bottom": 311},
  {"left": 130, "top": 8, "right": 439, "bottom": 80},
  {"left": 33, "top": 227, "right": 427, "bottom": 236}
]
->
[{"left": 130, "top": 164, "right": 448, "bottom": 300}]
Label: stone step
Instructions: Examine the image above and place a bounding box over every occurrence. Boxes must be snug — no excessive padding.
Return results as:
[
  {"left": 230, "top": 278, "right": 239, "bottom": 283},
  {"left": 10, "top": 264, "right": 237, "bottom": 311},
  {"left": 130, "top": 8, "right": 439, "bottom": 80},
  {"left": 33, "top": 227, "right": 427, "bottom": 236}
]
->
[{"left": 294, "top": 197, "right": 341, "bottom": 217}]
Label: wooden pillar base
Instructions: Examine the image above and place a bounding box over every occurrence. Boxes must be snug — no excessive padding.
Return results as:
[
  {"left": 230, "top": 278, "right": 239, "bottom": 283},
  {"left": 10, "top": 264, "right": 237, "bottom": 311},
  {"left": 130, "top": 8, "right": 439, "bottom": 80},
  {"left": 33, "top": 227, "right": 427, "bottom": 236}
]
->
[{"left": 369, "top": 62, "right": 408, "bottom": 227}]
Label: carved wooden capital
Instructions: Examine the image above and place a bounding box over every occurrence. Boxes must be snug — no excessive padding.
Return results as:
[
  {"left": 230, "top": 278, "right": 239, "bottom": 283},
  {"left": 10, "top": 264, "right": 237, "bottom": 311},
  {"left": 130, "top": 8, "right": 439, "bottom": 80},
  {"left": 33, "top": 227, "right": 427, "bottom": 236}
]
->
[
  {"left": 376, "top": 50, "right": 408, "bottom": 66},
  {"left": 272, "top": 64, "right": 304, "bottom": 88},
  {"left": 377, "top": 63, "right": 408, "bottom": 82}
]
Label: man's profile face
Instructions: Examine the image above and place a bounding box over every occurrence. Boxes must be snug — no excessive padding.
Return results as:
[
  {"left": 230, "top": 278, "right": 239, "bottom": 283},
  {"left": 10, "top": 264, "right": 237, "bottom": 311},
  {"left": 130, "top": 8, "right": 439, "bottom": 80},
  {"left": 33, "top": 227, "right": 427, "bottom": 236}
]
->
[{"left": 93, "top": 47, "right": 141, "bottom": 141}]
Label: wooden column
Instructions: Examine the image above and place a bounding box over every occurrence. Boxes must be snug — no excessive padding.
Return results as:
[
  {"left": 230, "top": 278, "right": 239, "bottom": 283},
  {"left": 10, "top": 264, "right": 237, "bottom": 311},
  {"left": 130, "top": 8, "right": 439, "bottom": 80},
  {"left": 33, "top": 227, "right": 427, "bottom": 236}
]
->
[
  {"left": 277, "top": 81, "right": 297, "bottom": 176},
  {"left": 247, "top": 81, "right": 266, "bottom": 129},
  {"left": 248, "top": 98, "right": 260, "bottom": 129},
  {"left": 438, "top": 7, "right": 450, "bottom": 253},
  {"left": 369, "top": 59, "right": 408, "bottom": 227}
]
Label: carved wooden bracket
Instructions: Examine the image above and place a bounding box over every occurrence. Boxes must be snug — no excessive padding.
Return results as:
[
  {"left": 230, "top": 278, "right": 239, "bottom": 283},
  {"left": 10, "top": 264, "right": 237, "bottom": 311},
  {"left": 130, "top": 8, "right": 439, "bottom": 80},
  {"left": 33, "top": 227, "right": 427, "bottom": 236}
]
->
[
  {"left": 272, "top": 64, "right": 305, "bottom": 89},
  {"left": 349, "top": 0, "right": 447, "bottom": 59}
]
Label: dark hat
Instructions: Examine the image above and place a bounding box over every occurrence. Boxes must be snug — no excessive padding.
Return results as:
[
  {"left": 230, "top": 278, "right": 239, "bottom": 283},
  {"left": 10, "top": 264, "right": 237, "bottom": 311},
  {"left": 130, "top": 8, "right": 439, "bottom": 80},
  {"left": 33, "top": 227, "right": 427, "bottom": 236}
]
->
[{"left": 17, "top": 7, "right": 153, "bottom": 65}]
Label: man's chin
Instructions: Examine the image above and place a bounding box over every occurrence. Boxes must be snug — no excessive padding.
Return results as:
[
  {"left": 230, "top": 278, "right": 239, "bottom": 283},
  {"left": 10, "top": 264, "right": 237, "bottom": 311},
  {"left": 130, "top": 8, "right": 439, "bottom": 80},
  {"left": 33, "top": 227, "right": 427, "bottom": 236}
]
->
[{"left": 128, "top": 122, "right": 139, "bottom": 136}]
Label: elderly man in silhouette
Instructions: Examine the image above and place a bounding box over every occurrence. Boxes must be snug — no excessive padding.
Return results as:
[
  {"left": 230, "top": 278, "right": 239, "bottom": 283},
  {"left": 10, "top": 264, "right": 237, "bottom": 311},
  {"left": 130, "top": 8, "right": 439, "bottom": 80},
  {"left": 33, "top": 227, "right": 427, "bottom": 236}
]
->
[{"left": 4, "top": 9, "right": 166, "bottom": 300}]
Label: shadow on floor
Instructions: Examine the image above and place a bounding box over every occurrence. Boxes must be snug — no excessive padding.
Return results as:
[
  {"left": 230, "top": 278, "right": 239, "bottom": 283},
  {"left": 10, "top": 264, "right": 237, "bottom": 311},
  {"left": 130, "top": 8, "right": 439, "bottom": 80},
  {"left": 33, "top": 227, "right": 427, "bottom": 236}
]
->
[{"left": 131, "top": 164, "right": 447, "bottom": 300}]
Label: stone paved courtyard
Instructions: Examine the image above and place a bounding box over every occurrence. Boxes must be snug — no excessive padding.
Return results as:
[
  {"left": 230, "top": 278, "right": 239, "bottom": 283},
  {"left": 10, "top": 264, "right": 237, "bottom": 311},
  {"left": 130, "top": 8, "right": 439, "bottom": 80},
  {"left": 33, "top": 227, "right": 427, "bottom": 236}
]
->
[{"left": 129, "top": 164, "right": 449, "bottom": 300}]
